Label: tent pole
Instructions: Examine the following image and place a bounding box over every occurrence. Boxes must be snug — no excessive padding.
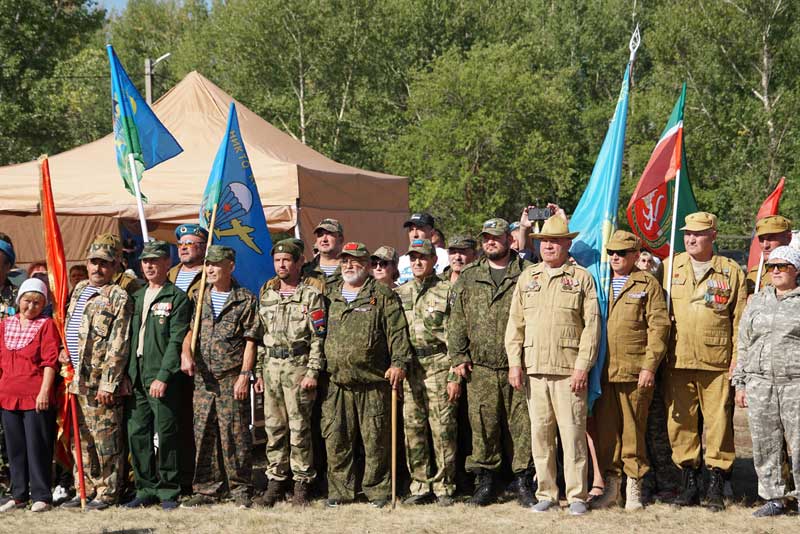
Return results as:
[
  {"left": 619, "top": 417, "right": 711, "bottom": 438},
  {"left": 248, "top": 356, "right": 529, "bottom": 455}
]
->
[
  {"left": 294, "top": 198, "right": 301, "bottom": 240},
  {"left": 128, "top": 153, "right": 149, "bottom": 241}
]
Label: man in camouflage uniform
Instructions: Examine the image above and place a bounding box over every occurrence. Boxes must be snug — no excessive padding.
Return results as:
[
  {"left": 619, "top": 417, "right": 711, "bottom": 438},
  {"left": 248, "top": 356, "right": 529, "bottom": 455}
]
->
[
  {"left": 59, "top": 234, "right": 134, "bottom": 509},
  {"left": 664, "top": 212, "right": 746, "bottom": 511},
  {"left": 746, "top": 215, "right": 792, "bottom": 295},
  {"left": 396, "top": 239, "right": 458, "bottom": 506},
  {"left": 449, "top": 218, "right": 535, "bottom": 507},
  {"left": 441, "top": 235, "right": 478, "bottom": 284},
  {"left": 253, "top": 239, "right": 325, "bottom": 507},
  {"left": 180, "top": 246, "right": 258, "bottom": 507},
  {"left": 301, "top": 218, "right": 344, "bottom": 287},
  {"left": 323, "top": 242, "right": 412, "bottom": 508},
  {"left": 0, "top": 235, "right": 17, "bottom": 489}
]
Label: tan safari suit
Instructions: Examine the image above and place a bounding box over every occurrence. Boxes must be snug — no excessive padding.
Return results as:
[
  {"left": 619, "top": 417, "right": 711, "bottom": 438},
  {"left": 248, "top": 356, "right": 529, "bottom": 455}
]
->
[
  {"left": 663, "top": 252, "right": 746, "bottom": 471},
  {"left": 505, "top": 262, "right": 600, "bottom": 504},
  {"left": 594, "top": 270, "right": 670, "bottom": 479}
]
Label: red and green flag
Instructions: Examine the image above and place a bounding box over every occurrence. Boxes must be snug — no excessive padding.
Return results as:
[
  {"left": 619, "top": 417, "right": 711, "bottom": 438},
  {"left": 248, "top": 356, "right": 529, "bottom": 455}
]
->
[{"left": 627, "top": 83, "right": 698, "bottom": 258}]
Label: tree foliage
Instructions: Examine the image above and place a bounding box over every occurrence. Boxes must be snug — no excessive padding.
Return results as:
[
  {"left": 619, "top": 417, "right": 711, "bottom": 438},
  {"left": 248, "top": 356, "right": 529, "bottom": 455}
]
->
[{"left": 3, "top": 0, "right": 800, "bottom": 242}]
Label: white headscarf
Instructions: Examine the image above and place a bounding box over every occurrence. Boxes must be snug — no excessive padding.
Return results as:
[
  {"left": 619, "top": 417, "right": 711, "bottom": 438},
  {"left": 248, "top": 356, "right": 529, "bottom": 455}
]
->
[
  {"left": 16, "top": 277, "right": 49, "bottom": 306},
  {"left": 768, "top": 246, "right": 800, "bottom": 271}
]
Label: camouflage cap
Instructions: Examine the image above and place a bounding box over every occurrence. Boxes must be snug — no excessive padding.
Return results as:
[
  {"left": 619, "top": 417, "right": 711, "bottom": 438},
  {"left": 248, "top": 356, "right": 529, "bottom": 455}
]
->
[
  {"left": 314, "top": 218, "right": 344, "bottom": 235},
  {"left": 271, "top": 238, "right": 302, "bottom": 261},
  {"left": 175, "top": 224, "right": 208, "bottom": 241},
  {"left": 680, "top": 211, "right": 717, "bottom": 232},
  {"left": 607, "top": 230, "right": 641, "bottom": 251},
  {"left": 480, "top": 218, "right": 510, "bottom": 236},
  {"left": 340, "top": 242, "right": 369, "bottom": 258},
  {"left": 756, "top": 215, "right": 792, "bottom": 236},
  {"left": 206, "top": 245, "right": 235, "bottom": 263},
  {"left": 139, "top": 240, "right": 170, "bottom": 260},
  {"left": 406, "top": 239, "right": 435, "bottom": 256},
  {"left": 371, "top": 245, "right": 398, "bottom": 263},
  {"left": 447, "top": 235, "right": 477, "bottom": 250},
  {"left": 87, "top": 233, "right": 122, "bottom": 262}
]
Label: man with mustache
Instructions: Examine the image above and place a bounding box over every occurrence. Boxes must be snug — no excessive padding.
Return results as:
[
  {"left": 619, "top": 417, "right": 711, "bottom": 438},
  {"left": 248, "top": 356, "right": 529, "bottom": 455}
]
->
[
  {"left": 448, "top": 219, "right": 535, "bottom": 507},
  {"left": 322, "top": 242, "right": 412, "bottom": 508},
  {"left": 302, "top": 219, "right": 345, "bottom": 288},
  {"left": 253, "top": 239, "right": 326, "bottom": 507},
  {"left": 441, "top": 236, "right": 478, "bottom": 284}
]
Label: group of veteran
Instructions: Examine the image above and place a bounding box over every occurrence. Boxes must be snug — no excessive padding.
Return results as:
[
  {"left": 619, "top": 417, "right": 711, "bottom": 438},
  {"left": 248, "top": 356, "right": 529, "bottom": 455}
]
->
[{"left": 0, "top": 206, "right": 798, "bottom": 519}]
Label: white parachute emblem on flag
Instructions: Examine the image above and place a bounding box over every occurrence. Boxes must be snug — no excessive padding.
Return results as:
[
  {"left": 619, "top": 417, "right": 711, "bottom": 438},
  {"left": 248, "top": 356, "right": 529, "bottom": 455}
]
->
[{"left": 207, "top": 181, "right": 262, "bottom": 254}]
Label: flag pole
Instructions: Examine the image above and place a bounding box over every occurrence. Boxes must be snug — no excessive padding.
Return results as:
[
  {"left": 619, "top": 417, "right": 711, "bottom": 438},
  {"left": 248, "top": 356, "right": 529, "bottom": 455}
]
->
[
  {"left": 190, "top": 203, "right": 218, "bottom": 355},
  {"left": 127, "top": 153, "right": 149, "bottom": 241},
  {"left": 665, "top": 168, "right": 682, "bottom": 316},
  {"left": 755, "top": 251, "right": 765, "bottom": 292}
]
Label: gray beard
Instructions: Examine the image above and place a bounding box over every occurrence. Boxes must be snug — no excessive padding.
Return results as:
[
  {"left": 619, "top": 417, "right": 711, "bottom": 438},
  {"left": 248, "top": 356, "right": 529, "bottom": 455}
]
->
[{"left": 343, "top": 269, "right": 368, "bottom": 285}]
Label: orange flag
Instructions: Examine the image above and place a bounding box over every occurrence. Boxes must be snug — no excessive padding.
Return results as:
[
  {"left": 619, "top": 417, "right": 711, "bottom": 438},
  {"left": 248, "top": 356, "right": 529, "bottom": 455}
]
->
[
  {"left": 747, "top": 177, "right": 786, "bottom": 273},
  {"left": 39, "top": 156, "right": 73, "bottom": 468}
]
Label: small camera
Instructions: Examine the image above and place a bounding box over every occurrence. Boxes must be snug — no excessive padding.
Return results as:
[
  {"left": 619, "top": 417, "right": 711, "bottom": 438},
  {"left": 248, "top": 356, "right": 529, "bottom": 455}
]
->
[{"left": 527, "top": 207, "right": 552, "bottom": 221}]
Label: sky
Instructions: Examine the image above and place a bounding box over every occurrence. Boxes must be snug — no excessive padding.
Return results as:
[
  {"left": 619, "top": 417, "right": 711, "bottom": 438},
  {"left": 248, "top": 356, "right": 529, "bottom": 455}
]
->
[{"left": 96, "top": 0, "right": 128, "bottom": 14}]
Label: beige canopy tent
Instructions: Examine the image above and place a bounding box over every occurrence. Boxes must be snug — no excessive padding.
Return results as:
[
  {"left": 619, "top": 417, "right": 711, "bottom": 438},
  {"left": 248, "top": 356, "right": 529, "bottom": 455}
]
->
[{"left": 0, "top": 71, "right": 409, "bottom": 265}]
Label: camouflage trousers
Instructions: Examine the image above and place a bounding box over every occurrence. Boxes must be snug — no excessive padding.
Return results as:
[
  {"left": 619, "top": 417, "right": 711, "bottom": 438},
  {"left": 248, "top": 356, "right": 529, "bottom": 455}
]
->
[
  {"left": 466, "top": 365, "right": 532, "bottom": 475},
  {"left": 73, "top": 393, "right": 125, "bottom": 503},
  {"left": 193, "top": 372, "right": 253, "bottom": 497},
  {"left": 403, "top": 352, "right": 457, "bottom": 497},
  {"left": 322, "top": 381, "right": 390, "bottom": 502},
  {"left": 746, "top": 378, "right": 800, "bottom": 500},
  {"left": 645, "top": 367, "right": 680, "bottom": 491},
  {"left": 263, "top": 358, "right": 316, "bottom": 483}
]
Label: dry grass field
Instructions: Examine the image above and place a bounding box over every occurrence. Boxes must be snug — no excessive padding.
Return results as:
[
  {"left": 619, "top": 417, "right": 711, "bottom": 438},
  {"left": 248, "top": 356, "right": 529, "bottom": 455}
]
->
[{"left": 0, "top": 407, "right": 795, "bottom": 534}]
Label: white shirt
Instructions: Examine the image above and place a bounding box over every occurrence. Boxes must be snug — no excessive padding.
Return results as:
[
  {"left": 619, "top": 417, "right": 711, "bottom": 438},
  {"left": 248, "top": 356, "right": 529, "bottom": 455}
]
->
[{"left": 397, "top": 247, "right": 449, "bottom": 285}]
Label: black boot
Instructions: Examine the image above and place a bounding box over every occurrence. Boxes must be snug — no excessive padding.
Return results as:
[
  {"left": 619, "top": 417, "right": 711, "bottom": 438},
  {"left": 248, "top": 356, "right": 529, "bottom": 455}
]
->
[
  {"left": 255, "top": 479, "right": 286, "bottom": 508},
  {"left": 469, "top": 470, "right": 496, "bottom": 506},
  {"left": 705, "top": 468, "right": 725, "bottom": 512},
  {"left": 672, "top": 467, "right": 700, "bottom": 507},
  {"left": 514, "top": 470, "right": 537, "bottom": 508}
]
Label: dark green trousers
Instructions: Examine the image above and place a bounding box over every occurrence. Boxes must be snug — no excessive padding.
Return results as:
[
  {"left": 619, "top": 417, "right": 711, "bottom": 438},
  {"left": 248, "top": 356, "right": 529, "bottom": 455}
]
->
[{"left": 127, "top": 380, "right": 181, "bottom": 502}]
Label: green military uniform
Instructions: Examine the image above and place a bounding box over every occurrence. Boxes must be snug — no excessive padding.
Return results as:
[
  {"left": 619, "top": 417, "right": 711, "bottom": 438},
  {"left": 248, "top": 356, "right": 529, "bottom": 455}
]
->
[
  {"left": 66, "top": 274, "right": 133, "bottom": 503},
  {"left": 301, "top": 256, "right": 342, "bottom": 288},
  {"left": 322, "top": 243, "right": 412, "bottom": 503},
  {"left": 191, "top": 249, "right": 259, "bottom": 500},
  {"left": 127, "top": 242, "right": 192, "bottom": 503},
  {"left": 395, "top": 254, "right": 456, "bottom": 499},
  {"left": 257, "top": 272, "right": 326, "bottom": 485},
  {"left": 664, "top": 213, "right": 747, "bottom": 501},
  {"left": 448, "top": 250, "right": 533, "bottom": 478}
]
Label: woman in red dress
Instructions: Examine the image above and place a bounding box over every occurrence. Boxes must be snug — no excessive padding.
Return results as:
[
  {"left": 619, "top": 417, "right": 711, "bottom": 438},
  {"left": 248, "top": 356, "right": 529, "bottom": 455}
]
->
[{"left": 0, "top": 278, "right": 59, "bottom": 513}]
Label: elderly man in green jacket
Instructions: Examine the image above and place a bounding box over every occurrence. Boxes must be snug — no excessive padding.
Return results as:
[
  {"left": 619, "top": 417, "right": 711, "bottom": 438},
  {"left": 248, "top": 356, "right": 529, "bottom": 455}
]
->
[{"left": 125, "top": 241, "right": 192, "bottom": 510}]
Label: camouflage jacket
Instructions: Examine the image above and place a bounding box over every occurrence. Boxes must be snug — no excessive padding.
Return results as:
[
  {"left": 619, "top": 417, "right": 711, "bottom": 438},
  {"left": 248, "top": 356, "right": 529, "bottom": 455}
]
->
[
  {"left": 194, "top": 283, "right": 260, "bottom": 378},
  {"left": 395, "top": 274, "right": 451, "bottom": 354},
  {"left": 734, "top": 285, "right": 800, "bottom": 388},
  {"left": 301, "top": 257, "right": 342, "bottom": 290},
  {"left": 0, "top": 280, "right": 18, "bottom": 320},
  {"left": 256, "top": 276, "right": 326, "bottom": 380},
  {"left": 326, "top": 276, "right": 412, "bottom": 385},
  {"left": 66, "top": 280, "right": 134, "bottom": 395},
  {"left": 448, "top": 252, "right": 531, "bottom": 369},
  {"left": 113, "top": 271, "right": 144, "bottom": 297}
]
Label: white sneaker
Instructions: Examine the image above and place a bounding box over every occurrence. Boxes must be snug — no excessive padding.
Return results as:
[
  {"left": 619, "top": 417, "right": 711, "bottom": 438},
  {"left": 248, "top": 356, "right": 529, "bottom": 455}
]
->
[
  {"left": 52, "top": 485, "right": 68, "bottom": 504},
  {"left": 30, "top": 501, "right": 51, "bottom": 513},
  {"left": 0, "top": 499, "right": 25, "bottom": 512},
  {"left": 625, "top": 478, "right": 643, "bottom": 511}
]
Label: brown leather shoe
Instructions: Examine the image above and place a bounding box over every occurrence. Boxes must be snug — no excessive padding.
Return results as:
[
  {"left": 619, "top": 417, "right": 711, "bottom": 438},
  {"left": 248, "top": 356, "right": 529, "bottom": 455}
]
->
[{"left": 292, "top": 481, "right": 309, "bottom": 507}]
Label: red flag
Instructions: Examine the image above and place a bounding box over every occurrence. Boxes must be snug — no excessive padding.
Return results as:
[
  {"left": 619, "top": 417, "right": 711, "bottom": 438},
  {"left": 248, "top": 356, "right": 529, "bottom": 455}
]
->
[
  {"left": 39, "top": 156, "right": 73, "bottom": 468},
  {"left": 747, "top": 177, "right": 786, "bottom": 272}
]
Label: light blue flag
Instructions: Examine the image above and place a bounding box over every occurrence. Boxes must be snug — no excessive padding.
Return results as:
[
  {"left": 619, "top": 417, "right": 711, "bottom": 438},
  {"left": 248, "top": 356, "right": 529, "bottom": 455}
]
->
[
  {"left": 107, "top": 45, "right": 182, "bottom": 200},
  {"left": 200, "top": 102, "right": 275, "bottom": 294},
  {"left": 569, "top": 61, "right": 633, "bottom": 409}
]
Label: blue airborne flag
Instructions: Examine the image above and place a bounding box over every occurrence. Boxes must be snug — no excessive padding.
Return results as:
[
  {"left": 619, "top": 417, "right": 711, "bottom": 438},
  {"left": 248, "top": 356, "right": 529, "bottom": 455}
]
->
[
  {"left": 569, "top": 56, "right": 635, "bottom": 408},
  {"left": 200, "top": 102, "right": 275, "bottom": 294},
  {"left": 107, "top": 44, "right": 182, "bottom": 200}
]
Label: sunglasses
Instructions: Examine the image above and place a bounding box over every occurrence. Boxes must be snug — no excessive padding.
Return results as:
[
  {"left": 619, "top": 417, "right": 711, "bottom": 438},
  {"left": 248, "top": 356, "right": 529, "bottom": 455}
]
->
[
  {"left": 765, "top": 262, "right": 794, "bottom": 273},
  {"left": 178, "top": 241, "right": 205, "bottom": 249},
  {"left": 606, "top": 249, "right": 632, "bottom": 257},
  {"left": 371, "top": 260, "right": 390, "bottom": 268}
]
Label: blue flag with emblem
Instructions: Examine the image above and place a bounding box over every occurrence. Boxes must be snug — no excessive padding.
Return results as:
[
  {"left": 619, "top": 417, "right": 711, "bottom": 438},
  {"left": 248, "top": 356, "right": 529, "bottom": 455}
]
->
[
  {"left": 107, "top": 45, "right": 182, "bottom": 200},
  {"left": 200, "top": 102, "right": 275, "bottom": 294},
  {"left": 569, "top": 29, "right": 639, "bottom": 408}
]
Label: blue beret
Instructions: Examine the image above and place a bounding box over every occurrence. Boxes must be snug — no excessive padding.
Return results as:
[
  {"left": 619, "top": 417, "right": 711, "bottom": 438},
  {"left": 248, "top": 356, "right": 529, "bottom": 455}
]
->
[
  {"left": 0, "top": 240, "right": 15, "bottom": 266},
  {"left": 175, "top": 224, "right": 208, "bottom": 241}
]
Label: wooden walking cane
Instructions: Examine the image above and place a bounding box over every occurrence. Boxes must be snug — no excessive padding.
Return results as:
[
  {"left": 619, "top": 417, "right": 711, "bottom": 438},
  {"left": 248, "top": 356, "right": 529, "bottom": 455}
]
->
[
  {"left": 189, "top": 204, "right": 218, "bottom": 355},
  {"left": 391, "top": 386, "right": 397, "bottom": 510}
]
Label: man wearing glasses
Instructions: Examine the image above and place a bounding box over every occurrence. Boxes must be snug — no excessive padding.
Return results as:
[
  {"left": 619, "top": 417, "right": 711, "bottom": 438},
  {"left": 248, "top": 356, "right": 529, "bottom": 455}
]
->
[
  {"left": 663, "top": 212, "right": 746, "bottom": 511},
  {"left": 168, "top": 225, "right": 208, "bottom": 299},
  {"left": 591, "top": 230, "right": 670, "bottom": 510}
]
